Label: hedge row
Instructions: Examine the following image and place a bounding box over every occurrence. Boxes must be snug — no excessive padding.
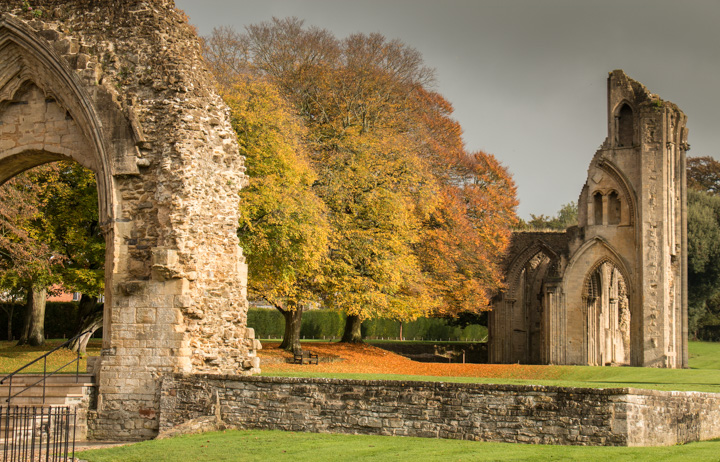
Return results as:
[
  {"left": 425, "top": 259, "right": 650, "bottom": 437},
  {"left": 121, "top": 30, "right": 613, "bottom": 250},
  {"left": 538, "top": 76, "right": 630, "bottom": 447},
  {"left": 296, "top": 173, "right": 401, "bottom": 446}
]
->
[
  {"left": 0, "top": 302, "right": 102, "bottom": 341},
  {"left": 247, "top": 308, "right": 488, "bottom": 341},
  {"left": 0, "top": 303, "right": 487, "bottom": 342}
]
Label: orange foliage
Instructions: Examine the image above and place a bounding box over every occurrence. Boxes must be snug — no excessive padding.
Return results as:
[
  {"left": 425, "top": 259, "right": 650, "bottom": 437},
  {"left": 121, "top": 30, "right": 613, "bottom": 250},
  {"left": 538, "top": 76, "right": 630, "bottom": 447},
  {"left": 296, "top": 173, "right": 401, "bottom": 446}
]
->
[{"left": 259, "top": 342, "right": 560, "bottom": 380}]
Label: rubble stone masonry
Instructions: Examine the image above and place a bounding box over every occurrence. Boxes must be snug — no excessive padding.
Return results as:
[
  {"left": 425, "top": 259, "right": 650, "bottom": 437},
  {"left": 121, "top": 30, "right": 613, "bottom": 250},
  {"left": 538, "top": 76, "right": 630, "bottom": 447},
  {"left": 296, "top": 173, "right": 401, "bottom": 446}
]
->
[
  {"left": 159, "top": 374, "right": 720, "bottom": 447},
  {"left": 0, "top": 0, "right": 258, "bottom": 439}
]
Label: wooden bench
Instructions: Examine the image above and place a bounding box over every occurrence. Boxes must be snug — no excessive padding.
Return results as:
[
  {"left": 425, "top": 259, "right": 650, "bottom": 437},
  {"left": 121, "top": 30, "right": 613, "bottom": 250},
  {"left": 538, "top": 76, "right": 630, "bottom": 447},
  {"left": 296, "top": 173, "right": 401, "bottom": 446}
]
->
[{"left": 292, "top": 350, "right": 319, "bottom": 365}]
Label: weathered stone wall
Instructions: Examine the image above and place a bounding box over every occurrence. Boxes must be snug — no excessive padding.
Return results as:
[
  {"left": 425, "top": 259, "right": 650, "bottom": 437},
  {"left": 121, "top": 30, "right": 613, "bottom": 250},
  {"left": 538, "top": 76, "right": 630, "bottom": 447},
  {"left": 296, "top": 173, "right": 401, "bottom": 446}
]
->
[
  {"left": 157, "top": 374, "right": 720, "bottom": 447},
  {"left": 0, "top": 0, "right": 258, "bottom": 440}
]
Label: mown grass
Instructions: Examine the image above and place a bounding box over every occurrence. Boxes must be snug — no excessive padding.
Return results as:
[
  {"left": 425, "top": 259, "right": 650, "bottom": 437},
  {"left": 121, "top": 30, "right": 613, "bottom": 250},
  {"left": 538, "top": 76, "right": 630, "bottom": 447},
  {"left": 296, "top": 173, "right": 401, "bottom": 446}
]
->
[
  {"left": 0, "top": 339, "right": 102, "bottom": 375},
  {"left": 77, "top": 341, "right": 720, "bottom": 461},
  {"left": 78, "top": 429, "right": 720, "bottom": 462}
]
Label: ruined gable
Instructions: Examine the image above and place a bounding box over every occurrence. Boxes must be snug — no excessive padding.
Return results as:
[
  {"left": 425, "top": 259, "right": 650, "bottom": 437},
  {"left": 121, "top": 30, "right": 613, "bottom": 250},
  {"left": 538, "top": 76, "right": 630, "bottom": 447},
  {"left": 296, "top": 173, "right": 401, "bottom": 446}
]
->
[{"left": 489, "top": 70, "right": 688, "bottom": 369}]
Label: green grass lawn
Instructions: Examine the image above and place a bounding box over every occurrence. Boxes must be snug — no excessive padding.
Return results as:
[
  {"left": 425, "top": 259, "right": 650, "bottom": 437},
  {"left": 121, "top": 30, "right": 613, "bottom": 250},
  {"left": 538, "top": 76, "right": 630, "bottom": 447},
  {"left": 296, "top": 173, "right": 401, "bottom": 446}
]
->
[
  {"left": 78, "top": 429, "right": 720, "bottom": 462},
  {"left": 77, "top": 341, "right": 720, "bottom": 461},
  {"left": 261, "top": 340, "right": 720, "bottom": 393},
  {"left": 0, "top": 339, "right": 102, "bottom": 375}
]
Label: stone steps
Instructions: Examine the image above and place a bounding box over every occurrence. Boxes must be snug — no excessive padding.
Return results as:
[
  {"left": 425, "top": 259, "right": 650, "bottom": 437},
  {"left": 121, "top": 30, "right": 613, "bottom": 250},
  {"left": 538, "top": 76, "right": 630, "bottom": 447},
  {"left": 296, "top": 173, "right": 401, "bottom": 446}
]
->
[{"left": 0, "top": 374, "right": 96, "bottom": 441}]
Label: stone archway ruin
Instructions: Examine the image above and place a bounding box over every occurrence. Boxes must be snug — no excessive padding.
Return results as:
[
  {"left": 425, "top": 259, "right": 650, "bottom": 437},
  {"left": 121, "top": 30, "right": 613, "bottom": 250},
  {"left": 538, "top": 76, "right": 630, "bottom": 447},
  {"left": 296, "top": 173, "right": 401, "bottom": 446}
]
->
[
  {"left": 583, "top": 259, "right": 630, "bottom": 366},
  {"left": 0, "top": 1, "right": 259, "bottom": 440},
  {"left": 489, "top": 70, "right": 688, "bottom": 369}
]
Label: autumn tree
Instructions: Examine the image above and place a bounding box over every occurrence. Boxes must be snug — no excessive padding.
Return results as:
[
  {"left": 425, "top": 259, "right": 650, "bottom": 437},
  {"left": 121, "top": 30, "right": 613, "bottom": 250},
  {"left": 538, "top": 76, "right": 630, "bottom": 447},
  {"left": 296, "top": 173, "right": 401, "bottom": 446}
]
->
[
  {"left": 205, "top": 19, "right": 519, "bottom": 342},
  {"left": 687, "top": 156, "right": 720, "bottom": 195},
  {"left": 0, "top": 162, "right": 104, "bottom": 349},
  {"left": 224, "top": 76, "right": 330, "bottom": 352}
]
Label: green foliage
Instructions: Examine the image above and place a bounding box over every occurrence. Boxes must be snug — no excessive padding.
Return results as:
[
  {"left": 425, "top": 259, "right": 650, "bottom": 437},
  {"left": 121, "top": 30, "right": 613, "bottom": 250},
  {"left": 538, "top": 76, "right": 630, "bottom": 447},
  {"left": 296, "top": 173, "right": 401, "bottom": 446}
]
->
[
  {"left": 687, "top": 189, "right": 720, "bottom": 339},
  {"left": 301, "top": 310, "right": 345, "bottom": 339},
  {"left": 518, "top": 201, "right": 578, "bottom": 230},
  {"left": 0, "top": 162, "right": 104, "bottom": 299},
  {"left": 247, "top": 308, "right": 486, "bottom": 341},
  {"left": 247, "top": 308, "right": 285, "bottom": 339}
]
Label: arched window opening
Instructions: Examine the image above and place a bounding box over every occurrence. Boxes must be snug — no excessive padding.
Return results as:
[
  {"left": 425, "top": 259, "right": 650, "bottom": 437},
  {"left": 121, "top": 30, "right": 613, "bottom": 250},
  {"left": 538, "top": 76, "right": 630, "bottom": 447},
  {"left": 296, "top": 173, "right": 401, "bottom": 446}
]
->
[
  {"left": 593, "top": 192, "right": 603, "bottom": 225},
  {"left": 617, "top": 104, "right": 633, "bottom": 147},
  {"left": 584, "top": 261, "right": 630, "bottom": 366},
  {"left": 608, "top": 191, "right": 621, "bottom": 225}
]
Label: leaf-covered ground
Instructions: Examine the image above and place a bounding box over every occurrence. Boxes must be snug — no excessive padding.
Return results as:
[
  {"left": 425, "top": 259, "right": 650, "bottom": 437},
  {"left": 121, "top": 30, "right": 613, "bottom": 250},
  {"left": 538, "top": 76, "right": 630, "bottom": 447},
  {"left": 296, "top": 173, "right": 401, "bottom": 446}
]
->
[
  {"left": 259, "top": 342, "right": 561, "bottom": 380},
  {"left": 258, "top": 340, "right": 720, "bottom": 393}
]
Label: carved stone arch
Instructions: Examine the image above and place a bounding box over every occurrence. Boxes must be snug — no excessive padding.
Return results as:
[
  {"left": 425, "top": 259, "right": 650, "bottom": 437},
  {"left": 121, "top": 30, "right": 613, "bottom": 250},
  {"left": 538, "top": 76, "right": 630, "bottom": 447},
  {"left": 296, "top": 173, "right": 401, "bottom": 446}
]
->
[
  {"left": 581, "top": 255, "right": 632, "bottom": 300},
  {"left": 0, "top": 15, "right": 116, "bottom": 221},
  {"left": 505, "top": 241, "right": 560, "bottom": 299},
  {"left": 596, "top": 158, "right": 637, "bottom": 226},
  {"left": 569, "top": 238, "right": 632, "bottom": 289},
  {"left": 580, "top": 254, "right": 633, "bottom": 366}
]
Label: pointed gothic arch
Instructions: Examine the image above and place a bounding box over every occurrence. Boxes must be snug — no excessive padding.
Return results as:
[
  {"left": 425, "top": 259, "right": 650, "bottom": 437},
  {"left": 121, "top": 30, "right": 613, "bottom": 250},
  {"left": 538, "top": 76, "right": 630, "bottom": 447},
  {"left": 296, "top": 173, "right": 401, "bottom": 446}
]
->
[
  {"left": 615, "top": 101, "right": 634, "bottom": 147},
  {"left": 0, "top": 16, "right": 116, "bottom": 221},
  {"left": 582, "top": 258, "right": 631, "bottom": 365}
]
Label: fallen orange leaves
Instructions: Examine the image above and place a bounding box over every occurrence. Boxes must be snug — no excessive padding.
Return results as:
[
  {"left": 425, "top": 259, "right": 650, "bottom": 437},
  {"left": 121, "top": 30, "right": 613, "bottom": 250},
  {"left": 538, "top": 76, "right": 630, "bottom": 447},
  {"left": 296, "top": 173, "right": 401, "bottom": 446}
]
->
[{"left": 259, "top": 342, "right": 561, "bottom": 380}]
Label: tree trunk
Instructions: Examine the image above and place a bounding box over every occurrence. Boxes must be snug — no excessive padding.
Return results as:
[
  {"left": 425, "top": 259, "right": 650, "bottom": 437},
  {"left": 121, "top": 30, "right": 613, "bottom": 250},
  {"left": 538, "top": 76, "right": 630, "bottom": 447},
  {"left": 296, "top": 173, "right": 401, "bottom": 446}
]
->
[
  {"left": 4, "top": 305, "right": 14, "bottom": 341},
  {"left": 278, "top": 305, "right": 303, "bottom": 353},
  {"left": 17, "top": 286, "right": 46, "bottom": 347},
  {"left": 75, "top": 293, "right": 97, "bottom": 333},
  {"left": 17, "top": 287, "right": 33, "bottom": 344},
  {"left": 68, "top": 294, "right": 103, "bottom": 354},
  {"left": 341, "top": 314, "right": 363, "bottom": 343}
]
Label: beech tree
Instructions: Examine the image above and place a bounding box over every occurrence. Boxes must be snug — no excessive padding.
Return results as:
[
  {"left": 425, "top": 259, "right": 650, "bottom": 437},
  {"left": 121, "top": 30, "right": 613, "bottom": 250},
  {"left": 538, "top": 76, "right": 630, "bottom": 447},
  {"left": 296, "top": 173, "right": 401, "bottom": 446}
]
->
[
  {"left": 225, "top": 76, "right": 330, "bottom": 352},
  {"left": 205, "top": 19, "right": 519, "bottom": 343}
]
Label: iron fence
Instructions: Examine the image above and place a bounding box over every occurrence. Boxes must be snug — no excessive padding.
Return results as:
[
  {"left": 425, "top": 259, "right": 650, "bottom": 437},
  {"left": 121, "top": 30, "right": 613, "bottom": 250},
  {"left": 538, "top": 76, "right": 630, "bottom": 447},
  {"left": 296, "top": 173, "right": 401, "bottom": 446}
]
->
[{"left": 1, "top": 405, "right": 76, "bottom": 462}]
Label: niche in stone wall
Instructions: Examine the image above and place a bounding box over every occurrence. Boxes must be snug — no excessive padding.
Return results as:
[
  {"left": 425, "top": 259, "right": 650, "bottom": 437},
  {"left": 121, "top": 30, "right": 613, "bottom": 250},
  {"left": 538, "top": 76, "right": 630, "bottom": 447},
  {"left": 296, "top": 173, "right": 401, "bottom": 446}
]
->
[
  {"left": 607, "top": 191, "right": 621, "bottom": 225},
  {"left": 617, "top": 103, "right": 634, "bottom": 147},
  {"left": 593, "top": 192, "right": 603, "bottom": 225}
]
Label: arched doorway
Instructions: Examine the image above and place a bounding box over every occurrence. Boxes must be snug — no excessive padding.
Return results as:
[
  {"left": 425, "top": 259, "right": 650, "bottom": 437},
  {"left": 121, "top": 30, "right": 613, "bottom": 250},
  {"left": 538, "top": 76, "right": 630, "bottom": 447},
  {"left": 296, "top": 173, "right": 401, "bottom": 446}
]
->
[
  {"left": 583, "top": 260, "right": 630, "bottom": 366},
  {"left": 1, "top": 9, "right": 257, "bottom": 439}
]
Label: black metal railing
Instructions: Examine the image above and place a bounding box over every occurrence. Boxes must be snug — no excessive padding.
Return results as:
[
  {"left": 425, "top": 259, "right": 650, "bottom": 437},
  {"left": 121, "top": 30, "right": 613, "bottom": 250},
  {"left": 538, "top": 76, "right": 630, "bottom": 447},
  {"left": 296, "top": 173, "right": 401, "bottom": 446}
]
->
[
  {"left": 0, "top": 330, "right": 92, "bottom": 405},
  {"left": 1, "top": 405, "right": 76, "bottom": 462}
]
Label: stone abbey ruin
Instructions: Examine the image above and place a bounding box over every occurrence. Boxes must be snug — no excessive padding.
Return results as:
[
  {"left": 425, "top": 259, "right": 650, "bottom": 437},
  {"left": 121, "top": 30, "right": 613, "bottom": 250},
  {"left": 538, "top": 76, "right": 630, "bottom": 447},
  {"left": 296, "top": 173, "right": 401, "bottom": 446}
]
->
[
  {"left": 0, "top": 0, "right": 259, "bottom": 439},
  {"left": 0, "top": 0, "right": 693, "bottom": 445},
  {"left": 489, "top": 70, "right": 688, "bottom": 369}
]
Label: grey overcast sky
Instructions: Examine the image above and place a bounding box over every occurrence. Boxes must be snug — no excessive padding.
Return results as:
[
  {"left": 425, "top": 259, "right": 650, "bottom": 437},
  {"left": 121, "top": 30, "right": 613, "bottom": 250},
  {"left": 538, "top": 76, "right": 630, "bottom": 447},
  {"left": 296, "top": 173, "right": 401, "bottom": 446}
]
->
[{"left": 175, "top": 0, "right": 720, "bottom": 219}]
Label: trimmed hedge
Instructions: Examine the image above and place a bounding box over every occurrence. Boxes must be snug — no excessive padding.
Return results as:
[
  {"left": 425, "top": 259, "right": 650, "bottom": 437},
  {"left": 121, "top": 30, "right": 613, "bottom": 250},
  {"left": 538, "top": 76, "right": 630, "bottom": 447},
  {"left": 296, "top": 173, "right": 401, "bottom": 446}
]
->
[
  {"left": 247, "top": 308, "right": 487, "bottom": 341},
  {"left": 0, "top": 302, "right": 102, "bottom": 340}
]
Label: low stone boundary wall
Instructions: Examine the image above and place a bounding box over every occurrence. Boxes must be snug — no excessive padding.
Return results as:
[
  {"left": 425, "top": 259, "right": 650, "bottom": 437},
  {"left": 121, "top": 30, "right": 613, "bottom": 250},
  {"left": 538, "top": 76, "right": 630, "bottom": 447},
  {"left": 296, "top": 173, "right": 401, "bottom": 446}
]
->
[{"left": 158, "top": 374, "right": 720, "bottom": 446}]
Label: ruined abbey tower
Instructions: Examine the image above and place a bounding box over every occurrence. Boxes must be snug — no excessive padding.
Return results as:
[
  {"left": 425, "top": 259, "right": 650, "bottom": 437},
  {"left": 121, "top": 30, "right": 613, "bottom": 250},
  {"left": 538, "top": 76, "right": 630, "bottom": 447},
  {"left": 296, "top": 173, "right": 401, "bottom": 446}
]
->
[
  {"left": 0, "top": 0, "right": 259, "bottom": 439},
  {"left": 489, "top": 70, "right": 688, "bottom": 368}
]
